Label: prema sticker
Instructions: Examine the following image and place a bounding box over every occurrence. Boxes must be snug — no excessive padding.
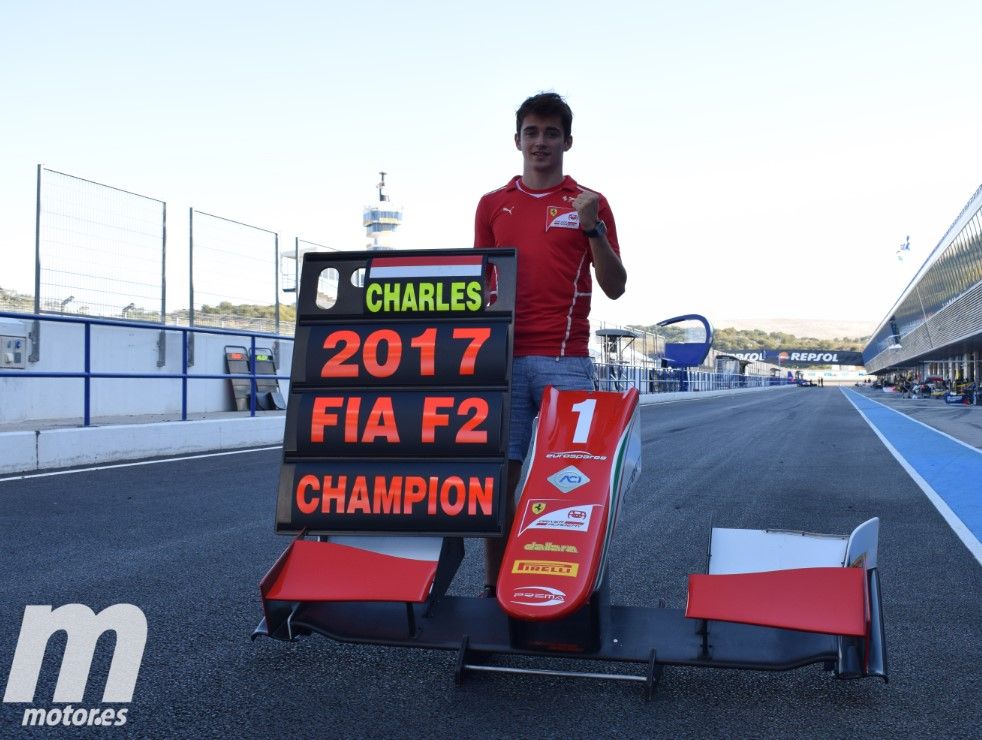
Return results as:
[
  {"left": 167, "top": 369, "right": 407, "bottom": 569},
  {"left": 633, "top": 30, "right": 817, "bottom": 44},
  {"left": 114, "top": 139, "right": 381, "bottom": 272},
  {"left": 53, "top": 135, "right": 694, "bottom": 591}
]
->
[
  {"left": 519, "top": 501, "right": 597, "bottom": 534},
  {"left": 510, "top": 586, "right": 566, "bottom": 607}
]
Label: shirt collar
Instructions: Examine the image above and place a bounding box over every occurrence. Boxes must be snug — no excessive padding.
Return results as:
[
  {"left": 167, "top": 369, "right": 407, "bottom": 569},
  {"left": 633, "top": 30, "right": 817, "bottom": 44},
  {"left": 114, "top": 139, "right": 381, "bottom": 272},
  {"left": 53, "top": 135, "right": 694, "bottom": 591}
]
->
[{"left": 507, "top": 175, "right": 578, "bottom": 194}]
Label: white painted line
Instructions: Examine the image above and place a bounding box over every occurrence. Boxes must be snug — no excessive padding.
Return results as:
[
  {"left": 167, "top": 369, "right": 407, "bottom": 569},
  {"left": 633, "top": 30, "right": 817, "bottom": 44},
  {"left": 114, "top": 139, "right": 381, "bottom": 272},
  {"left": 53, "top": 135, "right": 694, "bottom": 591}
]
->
[
  {"left": 842, "top": 390, "right": 982, "bottom": 566},
  {"left": 0, "top": 446, "right": 282, "bottom": 483},
  {"left": 842, "top": 388, "right": 982, "bottom": 455}
]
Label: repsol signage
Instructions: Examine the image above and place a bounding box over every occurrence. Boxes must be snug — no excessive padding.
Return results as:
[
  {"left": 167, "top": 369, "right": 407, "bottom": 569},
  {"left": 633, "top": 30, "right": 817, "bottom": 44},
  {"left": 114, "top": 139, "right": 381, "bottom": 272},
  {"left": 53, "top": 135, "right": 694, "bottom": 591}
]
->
[{"left": 729, "top": 349, "right": 864, "bottom": 366}]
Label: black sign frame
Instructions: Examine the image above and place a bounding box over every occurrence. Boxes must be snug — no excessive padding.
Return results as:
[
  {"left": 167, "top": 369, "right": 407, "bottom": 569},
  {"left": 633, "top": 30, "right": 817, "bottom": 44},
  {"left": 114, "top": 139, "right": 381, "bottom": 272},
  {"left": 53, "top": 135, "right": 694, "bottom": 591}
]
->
[{"left": 276, "top": 248, "right": 516, "bottom": 537}]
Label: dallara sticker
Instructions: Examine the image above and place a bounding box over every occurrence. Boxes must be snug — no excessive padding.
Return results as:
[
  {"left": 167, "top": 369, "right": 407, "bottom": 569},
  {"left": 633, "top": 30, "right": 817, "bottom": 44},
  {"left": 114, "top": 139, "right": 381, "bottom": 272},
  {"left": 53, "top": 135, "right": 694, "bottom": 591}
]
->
[
  {"left": 511, "top": 560, "right": 579, "bottom": 577},
  {"left": 510, "top": 585, "right": 566, "bottom": 607},
  {"left": 524, "top": 541, "right": 579, "bottom": 554},
  {"left": 546, "top": 465, "right": 590, "bottom": 493},
  {"left": 520, "top": 501, "right": 597, "bottom": 534}
]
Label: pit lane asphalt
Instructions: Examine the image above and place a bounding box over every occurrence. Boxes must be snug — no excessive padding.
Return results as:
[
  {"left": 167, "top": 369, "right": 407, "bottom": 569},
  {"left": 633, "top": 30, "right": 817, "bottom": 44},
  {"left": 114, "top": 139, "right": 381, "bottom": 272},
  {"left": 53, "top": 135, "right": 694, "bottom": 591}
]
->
[{"left": 1, "top": 387, "right": 979, "bottom": 738}]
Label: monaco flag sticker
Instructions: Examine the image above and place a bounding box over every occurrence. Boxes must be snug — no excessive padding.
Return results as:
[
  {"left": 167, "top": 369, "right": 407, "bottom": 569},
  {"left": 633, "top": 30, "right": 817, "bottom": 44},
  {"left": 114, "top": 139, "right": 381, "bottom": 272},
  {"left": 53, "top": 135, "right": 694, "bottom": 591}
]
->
[{"left": 367, "top": 255, "right": 484, "bottom": 279}]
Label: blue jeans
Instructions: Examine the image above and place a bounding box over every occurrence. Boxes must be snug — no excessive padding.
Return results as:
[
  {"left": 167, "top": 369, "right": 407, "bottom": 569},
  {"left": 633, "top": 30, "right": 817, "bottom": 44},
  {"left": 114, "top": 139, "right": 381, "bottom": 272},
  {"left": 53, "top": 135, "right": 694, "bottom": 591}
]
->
[{"left": 508, "top": 355, "right": 596, "bottom": 460}]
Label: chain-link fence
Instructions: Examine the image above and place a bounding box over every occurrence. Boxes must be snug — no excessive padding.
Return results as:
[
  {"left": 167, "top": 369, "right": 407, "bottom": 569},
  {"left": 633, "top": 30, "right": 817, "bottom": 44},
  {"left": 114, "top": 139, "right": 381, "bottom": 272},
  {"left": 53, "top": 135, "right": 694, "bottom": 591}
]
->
[
  {"left": 18, "top": 166, "right": 787, "bottom": 386},
  {"left": 286, "top": 238, "right": 336, "bottom": 291},
  {"left": 188, "top": 210, "right": 279, "bottom": 334},
  {"left": 274, "top": 239, "right": 338, "bottom": 335},
  {"left": 35, "top": 166, "right": 166, "bottom": 321}
]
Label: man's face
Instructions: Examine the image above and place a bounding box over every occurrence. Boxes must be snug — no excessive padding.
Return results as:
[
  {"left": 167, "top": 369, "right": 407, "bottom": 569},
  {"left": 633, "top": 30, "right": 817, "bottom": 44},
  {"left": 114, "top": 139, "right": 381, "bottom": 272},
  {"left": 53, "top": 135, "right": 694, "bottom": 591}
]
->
[{"left": 515, "top": 114, "right": 572, "bottom": 175}]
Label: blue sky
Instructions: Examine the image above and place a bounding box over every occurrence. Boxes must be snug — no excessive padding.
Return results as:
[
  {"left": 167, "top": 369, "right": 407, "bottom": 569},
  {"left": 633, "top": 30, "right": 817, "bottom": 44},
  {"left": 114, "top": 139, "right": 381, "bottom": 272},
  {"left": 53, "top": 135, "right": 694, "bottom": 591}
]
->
[{"left": 2, "top": 0, "right": 981, "bottom": 330}]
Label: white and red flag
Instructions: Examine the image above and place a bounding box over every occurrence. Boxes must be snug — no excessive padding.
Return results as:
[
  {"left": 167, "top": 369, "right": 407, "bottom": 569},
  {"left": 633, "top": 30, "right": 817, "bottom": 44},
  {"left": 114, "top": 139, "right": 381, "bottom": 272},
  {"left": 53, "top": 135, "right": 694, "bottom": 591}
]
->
[{"left": 367, "top": 255, "right": 484, "bottom": 280}]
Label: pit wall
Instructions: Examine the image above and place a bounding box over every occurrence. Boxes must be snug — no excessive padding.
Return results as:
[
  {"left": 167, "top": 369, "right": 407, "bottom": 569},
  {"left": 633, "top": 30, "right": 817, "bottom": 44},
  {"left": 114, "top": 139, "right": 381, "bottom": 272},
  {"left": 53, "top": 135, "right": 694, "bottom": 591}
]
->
[
  {"left": 0, "top": 383, "right": 792, "bottom": 476},
  {"left": 0, "top": 316, "right": 795, "bottom": 475},
  {"left": 0, "top": 316, "right": 292, "bottom": 425}
]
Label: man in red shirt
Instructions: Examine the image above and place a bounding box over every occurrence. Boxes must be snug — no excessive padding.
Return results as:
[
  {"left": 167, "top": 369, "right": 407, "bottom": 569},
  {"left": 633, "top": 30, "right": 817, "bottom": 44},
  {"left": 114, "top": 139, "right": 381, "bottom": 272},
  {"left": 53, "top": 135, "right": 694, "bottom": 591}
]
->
[{"left": 474, "top": 92, "right": 627, "bottom": 592}]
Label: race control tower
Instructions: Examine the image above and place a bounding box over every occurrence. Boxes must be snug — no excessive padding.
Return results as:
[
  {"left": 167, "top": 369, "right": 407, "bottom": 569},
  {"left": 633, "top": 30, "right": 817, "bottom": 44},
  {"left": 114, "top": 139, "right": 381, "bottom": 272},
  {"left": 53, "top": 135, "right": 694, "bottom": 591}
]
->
[{"left": 363, "top": 171, "right": 403, "bottom": 250}]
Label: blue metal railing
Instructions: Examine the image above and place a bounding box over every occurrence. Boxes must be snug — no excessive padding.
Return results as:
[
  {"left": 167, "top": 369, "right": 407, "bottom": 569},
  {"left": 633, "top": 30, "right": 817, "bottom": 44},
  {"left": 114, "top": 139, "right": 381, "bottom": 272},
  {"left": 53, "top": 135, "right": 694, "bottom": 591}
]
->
[
  {"left": 1, "top": 310, "right": 796, "bottom": 429},
  {"left": 593, "top": 362, "right": 793, "bottom": 393},
  {"left": 0, "top": 310, "right": 291, "bottom": 427}
]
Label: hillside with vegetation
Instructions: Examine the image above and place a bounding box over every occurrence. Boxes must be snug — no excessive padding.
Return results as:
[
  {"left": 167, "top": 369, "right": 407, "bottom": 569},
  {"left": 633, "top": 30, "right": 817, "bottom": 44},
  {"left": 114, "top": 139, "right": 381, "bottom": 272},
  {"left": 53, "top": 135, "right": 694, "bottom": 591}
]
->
[
  {"left": 711, "top": 326, "right": 868, "bottom": 351},
  {"left": 634, "top": 323, "right": 868, "bottom": 351},
  {"left": 2, "top": 288, "right": 867, "bottom": 350},
  {"left": 0, "top": 289, "right": 297, "bottom": 327},
  {"left": 0, "top": 287, "right": 34, "bottom": 312}
]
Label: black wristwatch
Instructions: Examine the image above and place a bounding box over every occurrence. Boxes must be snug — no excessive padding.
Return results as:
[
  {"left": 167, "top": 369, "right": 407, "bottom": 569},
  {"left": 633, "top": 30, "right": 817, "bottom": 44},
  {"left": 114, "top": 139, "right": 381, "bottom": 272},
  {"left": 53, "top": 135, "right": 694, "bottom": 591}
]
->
[{"left": 583, "top": 219, "right": 607, "bottom": 238}]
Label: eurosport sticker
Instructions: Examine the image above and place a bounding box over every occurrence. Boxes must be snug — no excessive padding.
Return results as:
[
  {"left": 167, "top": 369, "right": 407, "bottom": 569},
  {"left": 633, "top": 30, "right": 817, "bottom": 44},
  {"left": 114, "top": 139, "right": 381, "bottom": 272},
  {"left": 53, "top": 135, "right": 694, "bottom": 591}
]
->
[
  {"left": 510, "top": 585, "right": 566, "bottom": 607},
  {"left": 519, "top": 501, "right": 598, "bottom": 534},
  {"left": 545, "top": 450, "right": 607, "bottom": 461}
]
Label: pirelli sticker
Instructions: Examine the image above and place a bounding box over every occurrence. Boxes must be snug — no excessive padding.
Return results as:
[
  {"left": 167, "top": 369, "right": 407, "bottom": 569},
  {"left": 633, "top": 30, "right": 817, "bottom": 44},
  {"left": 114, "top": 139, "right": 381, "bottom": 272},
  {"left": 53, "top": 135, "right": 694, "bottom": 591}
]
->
[
  {"left": 511, "top": 559, "right": 579, "bottom": 577},
  {"left": 277, "top": 460, "right": 505, "bottom": 535}
]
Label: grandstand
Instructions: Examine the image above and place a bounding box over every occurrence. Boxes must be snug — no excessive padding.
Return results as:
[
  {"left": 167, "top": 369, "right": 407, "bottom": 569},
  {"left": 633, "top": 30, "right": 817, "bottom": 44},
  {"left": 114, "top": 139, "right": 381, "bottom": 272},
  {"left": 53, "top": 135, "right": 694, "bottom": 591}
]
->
[{"left": 863, "top": 183, "right": 982, "bottom": 386}]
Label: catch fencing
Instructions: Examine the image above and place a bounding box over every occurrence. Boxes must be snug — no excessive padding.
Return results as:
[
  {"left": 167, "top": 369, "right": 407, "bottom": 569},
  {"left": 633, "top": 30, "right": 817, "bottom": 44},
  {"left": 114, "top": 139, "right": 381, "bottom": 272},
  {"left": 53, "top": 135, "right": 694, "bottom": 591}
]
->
[
  {"left": 189, "top": 210, "right": 280, "bottom": 334},
  {"left": 31, "top": 166, "right": 166, "bottom": 361},
  {"left": 18, "top": 165, "right": 789, "bottom": 386},
  {"left": 594, "top": 363, "right": 786, "bottom": 393}
]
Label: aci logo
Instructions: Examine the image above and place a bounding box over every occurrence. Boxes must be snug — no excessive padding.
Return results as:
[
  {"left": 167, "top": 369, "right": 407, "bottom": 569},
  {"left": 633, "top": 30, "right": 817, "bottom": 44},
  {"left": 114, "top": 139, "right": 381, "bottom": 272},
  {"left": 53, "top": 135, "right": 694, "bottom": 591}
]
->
[
  {"left": 3, "top": 604, "right": 147, "bottom": 728},
  {"left": 546, "top": 465, "right": 590, "bottom": 493}
]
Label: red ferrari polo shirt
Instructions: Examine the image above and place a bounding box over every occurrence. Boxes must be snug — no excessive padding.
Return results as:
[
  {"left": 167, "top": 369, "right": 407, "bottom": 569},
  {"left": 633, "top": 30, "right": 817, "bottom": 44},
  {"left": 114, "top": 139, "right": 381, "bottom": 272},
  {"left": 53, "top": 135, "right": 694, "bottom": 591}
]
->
[{"left": 474, "top": 175, "right": 620, "bottom": 357}]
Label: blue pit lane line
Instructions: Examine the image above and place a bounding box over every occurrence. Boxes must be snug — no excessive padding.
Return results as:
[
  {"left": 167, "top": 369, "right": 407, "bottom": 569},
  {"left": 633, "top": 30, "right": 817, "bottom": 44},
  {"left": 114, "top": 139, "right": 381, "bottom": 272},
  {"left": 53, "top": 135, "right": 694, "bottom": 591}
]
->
[{"left": 843, "top": 388, "right": 982, "bottom": 564}]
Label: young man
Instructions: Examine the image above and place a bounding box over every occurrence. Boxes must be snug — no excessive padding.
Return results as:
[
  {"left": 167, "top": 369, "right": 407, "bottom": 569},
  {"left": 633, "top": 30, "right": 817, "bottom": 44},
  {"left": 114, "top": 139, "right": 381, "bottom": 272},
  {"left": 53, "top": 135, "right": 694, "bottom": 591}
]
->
[{"left": 474, "top": 92, "right": 627, "bottom": 593}]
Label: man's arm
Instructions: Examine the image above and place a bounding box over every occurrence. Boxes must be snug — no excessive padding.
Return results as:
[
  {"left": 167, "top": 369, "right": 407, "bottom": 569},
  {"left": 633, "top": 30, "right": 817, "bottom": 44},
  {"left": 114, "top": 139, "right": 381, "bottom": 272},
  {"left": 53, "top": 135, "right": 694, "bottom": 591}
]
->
[
  {"left": 474, "top": 196, "right": 494, "bottom": 248},
  {"left": 572, "top": 190, "right": 626, "bottom": 299},
  {"left": 587, "top": 230, "right": 626, "bottom": 300},
  {"left": 473, "top": 196, "right": 499, "bottom": 303}
]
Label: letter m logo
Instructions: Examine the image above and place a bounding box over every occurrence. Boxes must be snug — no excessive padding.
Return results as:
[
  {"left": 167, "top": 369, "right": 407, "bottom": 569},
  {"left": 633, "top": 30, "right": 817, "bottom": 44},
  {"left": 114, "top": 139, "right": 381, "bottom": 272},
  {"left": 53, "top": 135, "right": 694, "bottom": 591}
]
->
[{"left": 3, "top": 604, "right": 147, "bottom": 704}]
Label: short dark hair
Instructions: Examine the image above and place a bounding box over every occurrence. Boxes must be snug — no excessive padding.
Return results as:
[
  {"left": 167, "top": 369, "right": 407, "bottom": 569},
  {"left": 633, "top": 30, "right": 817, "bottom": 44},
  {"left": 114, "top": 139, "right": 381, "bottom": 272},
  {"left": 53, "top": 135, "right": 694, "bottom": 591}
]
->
[{"left": 516, "top": 92, "right": 573, "bottom": 138}]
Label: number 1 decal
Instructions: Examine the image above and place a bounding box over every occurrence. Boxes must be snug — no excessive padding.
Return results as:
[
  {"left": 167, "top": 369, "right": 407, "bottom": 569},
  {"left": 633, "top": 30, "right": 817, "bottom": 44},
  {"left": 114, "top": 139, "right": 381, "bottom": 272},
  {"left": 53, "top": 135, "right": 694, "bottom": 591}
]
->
[{"left": 570, "top": 398, "right": 596, "bottom": 444}]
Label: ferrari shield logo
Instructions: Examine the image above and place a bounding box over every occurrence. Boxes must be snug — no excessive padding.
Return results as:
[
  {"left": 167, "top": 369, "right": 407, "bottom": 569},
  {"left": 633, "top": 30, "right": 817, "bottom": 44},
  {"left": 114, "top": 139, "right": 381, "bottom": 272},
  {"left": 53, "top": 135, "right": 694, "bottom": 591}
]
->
[
  {"left": 532, "top": 502, "right": 547, "bottom": 515},
  {"left": 545, "top": 205, "right": 579, "bottom": 230}
]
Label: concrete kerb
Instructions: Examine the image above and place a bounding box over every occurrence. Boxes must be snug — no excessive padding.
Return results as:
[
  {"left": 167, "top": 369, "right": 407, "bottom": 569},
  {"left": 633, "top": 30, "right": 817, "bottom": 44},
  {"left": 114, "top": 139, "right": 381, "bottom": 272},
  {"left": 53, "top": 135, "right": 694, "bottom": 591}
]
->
[
  {"left": 0, "top": 415, "right": 286, "bottom": 476},
  {"left": 0, "top": 432, "right": 38, "bottom": 475},
  {"left": 638, "top": 384, "right": 796, "bottom": 405}
]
